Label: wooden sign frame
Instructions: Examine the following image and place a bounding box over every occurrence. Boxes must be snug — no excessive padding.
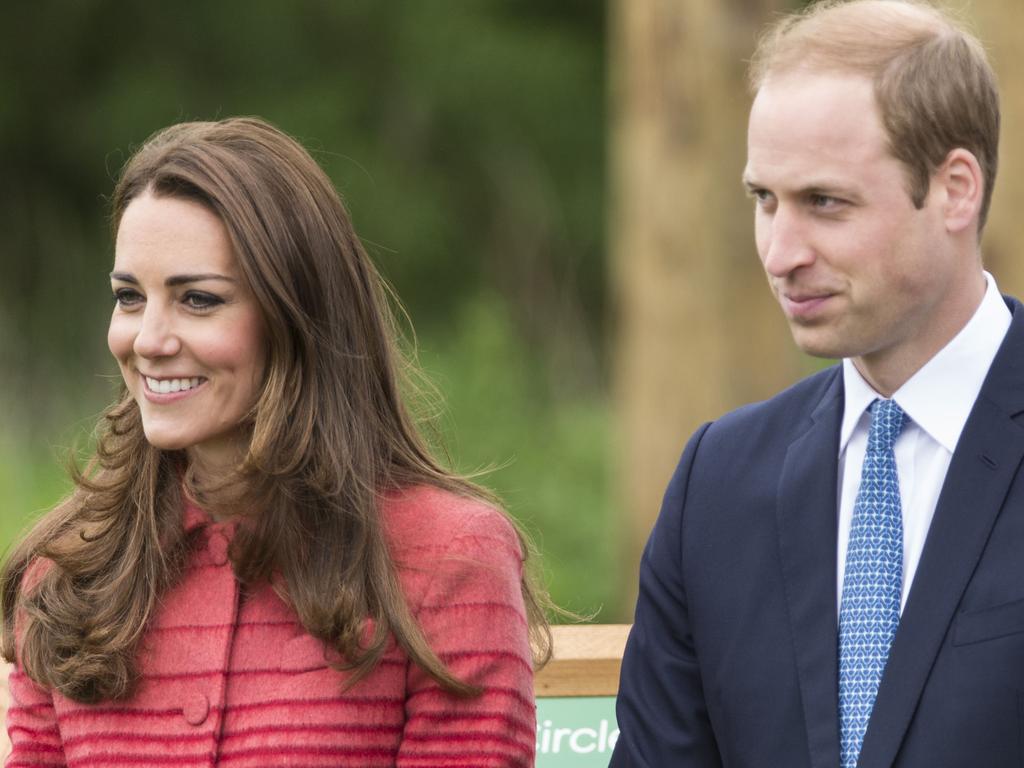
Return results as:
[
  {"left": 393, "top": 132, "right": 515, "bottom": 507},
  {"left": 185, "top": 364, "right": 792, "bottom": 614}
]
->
[{"left": 535, "top": 624, "right": 631, "bottom": 697}]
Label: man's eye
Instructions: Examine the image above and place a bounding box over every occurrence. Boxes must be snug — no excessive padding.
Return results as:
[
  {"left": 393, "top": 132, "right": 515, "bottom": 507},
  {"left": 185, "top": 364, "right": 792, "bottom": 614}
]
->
[
  {"left": 182, "top": 291, "right": 224, "bottom": 311},
  {"left": 113, "top": 288, "right": 143, "bottom": 307},
  {"left": 810, "top": 194, "right": 842, "bottom": 209},
  {"left": 749, "top": 189, "right": 777, "bottom": 210}
]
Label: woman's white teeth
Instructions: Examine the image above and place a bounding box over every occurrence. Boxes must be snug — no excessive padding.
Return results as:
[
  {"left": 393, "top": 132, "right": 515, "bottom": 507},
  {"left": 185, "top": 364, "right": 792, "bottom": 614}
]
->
[{"left": 146, "top": 377, "right": 202, "bottom": 394}]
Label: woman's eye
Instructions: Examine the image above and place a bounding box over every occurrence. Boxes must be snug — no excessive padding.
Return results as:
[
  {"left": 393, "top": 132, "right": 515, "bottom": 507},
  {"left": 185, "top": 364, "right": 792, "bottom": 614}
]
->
[
  {"left": 113, "top": 288, "right": 143, "bottom": 307},
  {"left": 182, "top": 291, "right": 224, "bottom": 311}
]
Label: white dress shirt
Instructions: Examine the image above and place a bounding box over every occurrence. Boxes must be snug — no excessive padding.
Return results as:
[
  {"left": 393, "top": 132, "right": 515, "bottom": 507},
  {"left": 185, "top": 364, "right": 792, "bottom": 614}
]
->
[{"left": 836, "top": 272, "right": 1011, "bottom": 613}]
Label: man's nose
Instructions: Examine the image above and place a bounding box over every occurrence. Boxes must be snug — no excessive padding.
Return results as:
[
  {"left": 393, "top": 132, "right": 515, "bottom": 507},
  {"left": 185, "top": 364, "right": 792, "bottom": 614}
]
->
[
  {"left": 760, "top": 206, "right": 815, "bottom": 278},
  {"left": 133, "top": 305, "right": 181, "bottom": 359}
]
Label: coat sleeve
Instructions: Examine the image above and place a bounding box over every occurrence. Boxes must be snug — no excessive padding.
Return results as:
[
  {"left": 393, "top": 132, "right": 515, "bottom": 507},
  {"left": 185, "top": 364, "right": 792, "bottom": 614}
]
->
[
  {"left": 5, "top": 663, "right": 65, "bottom": 767},
  {"left": 5, "top": 559, "right": 67, "bottom": 767},
  {"left": 395, "top": 506, "right": 535, "bottom": 768},
  {"left": 610, "top": 423, "right": 725, "bottom": 767}
]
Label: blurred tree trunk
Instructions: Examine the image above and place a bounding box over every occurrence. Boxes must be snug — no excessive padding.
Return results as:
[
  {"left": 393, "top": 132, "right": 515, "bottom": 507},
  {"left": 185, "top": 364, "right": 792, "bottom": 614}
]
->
[
  {"left": 976, "top": 0, "right": 1024, "bottom": 294},
  {"left": 610, "top": 0, "right": 796, "bottom": 615}
]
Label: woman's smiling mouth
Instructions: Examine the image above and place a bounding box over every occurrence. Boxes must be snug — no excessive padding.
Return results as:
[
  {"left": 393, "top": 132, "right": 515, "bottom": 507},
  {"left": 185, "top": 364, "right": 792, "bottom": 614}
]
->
[{"left": 143, "top": 375, "right": 207, "bottom": 396}]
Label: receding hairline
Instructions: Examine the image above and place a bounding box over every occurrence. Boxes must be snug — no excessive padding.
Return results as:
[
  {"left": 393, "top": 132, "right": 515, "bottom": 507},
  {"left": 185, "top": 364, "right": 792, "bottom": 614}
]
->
[{"left": 748, "top": 0, "right": 968, "bottom": 91}]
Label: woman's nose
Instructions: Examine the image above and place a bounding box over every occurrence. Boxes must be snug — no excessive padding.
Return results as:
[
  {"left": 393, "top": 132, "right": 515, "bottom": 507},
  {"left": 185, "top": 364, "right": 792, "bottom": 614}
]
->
[{"left": 132, "top": 305, "right": 181, "bottom": 359}]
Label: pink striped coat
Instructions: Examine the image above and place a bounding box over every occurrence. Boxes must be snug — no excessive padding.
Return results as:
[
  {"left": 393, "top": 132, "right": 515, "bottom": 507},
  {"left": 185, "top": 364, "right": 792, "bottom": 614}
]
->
[{"left": 5, "top": 486, "right": 536, "bottom": 767}]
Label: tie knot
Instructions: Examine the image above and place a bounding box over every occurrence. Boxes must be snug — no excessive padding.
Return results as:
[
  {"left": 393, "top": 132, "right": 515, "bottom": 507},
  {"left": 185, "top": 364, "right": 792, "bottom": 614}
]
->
[{"left": 867, "top": 398, "right": 905, "bottom": 452}]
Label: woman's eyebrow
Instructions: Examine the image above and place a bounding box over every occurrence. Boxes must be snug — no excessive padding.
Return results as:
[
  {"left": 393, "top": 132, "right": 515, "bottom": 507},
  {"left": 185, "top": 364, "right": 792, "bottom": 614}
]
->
[{"left": 110, "top": 271, "right": 236, "bottom": 286}]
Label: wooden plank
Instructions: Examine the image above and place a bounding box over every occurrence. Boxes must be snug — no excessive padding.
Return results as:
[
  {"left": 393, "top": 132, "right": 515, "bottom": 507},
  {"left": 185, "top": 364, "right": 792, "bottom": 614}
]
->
[{"left": 535, "top": 624, "right": 631, "bottom": 697}]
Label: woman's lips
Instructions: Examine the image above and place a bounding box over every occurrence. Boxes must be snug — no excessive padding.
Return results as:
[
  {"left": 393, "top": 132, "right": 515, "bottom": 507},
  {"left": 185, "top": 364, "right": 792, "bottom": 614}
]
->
[{"left": 140, "top": 374, "right": 208, "bottom": 403}]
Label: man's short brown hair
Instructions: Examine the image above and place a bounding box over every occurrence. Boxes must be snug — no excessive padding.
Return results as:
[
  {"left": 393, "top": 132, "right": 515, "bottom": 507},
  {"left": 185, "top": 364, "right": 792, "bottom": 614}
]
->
[{"left": 750, "top": 0, "right": 999, "bottom": 231}]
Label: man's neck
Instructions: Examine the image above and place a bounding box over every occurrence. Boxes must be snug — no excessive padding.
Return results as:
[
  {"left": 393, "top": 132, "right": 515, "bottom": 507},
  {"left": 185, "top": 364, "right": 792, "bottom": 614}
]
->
[{"left": 853, "top": 270, "right": 987, "bottom": 397}]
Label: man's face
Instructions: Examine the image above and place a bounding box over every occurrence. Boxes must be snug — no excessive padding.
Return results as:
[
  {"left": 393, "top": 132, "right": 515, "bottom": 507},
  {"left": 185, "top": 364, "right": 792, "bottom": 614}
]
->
[{"left": 744, "top": 72, "right": 973, "bottom": 381}]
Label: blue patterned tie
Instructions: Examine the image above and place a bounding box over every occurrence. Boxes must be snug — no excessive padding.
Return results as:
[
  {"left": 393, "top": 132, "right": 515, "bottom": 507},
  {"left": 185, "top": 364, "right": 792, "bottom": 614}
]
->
[{"left": 839, "top": 398, "right": 905, "bottom": 768}]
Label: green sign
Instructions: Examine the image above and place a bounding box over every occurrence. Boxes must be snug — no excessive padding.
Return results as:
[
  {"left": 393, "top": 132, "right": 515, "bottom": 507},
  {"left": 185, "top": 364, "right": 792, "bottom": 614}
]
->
[{"left": 536, "top": 696, "right": 619, "bottom": 766}]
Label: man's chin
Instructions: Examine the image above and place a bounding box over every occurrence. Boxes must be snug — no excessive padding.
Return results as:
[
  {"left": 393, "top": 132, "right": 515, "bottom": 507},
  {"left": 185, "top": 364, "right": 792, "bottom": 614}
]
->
[{"left": 788, "top": 327, "right": 848, "bottom": 361}]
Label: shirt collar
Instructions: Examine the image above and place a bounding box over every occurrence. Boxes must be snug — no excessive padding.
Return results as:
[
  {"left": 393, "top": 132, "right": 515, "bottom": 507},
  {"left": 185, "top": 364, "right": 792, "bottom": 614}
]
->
[{"left": 840, "top": 271, "right": 1010, "bottom": 454}]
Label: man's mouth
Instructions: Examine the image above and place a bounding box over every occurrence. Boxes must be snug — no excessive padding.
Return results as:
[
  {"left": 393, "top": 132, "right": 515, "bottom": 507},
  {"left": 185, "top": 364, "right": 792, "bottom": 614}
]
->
[{"left": 780, "top": 291, "right": 835, "bottom": 319}]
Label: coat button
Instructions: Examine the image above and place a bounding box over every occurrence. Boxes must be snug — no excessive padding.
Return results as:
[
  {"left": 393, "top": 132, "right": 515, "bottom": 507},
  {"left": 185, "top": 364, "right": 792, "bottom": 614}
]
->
[
  {"left": 183, "top": 693, "right": 210, "bottom": 726},
  {"left": 207, "top": 532, "right": 229, "bottom": 567}
]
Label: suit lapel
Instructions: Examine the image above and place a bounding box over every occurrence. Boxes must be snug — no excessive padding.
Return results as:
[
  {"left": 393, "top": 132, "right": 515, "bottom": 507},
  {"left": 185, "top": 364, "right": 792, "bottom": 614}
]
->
[
  {"left": 776, "top": 370, "right": 844, "bottom": 768},
  {"left": 858, "top": 302, "right": 1024, "bottom": 767}
]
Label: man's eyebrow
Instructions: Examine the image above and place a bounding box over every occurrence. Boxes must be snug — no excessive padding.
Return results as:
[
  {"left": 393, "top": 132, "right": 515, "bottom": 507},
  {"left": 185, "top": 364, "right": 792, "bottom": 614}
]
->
[
  {"left": 740, "top": 177, "right": 858, "bottom": 198},
  {"left": 741, "top": 174, "right": 763, "bottom": 190},
  {"left": 110, "top": 272, "right": 236, "bottom": 286}
]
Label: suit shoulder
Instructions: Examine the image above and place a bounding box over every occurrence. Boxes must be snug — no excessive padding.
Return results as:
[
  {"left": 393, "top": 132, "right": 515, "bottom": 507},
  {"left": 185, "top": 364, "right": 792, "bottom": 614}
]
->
[
  {"left": 714, "top": 364, "right": 838, "bottom": 431},
  {"left": 691, "top": 364, "right": 841, "bottom": 462}
]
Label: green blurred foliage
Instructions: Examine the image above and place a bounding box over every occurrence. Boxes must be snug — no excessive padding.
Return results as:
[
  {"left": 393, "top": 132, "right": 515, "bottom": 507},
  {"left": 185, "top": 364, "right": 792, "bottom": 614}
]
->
[
  {"left": 1, "top": 2, "right": 619, "bottom": 618},
  {"left": 422, "top": 296, "right": 617, "bottom": 617}
]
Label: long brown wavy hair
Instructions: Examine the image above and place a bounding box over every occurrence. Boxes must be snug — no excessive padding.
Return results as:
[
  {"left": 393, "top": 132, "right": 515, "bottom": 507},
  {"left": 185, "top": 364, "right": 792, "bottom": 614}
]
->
[{"left": 1, "top": 117, "right": 552, "bottom": 703}]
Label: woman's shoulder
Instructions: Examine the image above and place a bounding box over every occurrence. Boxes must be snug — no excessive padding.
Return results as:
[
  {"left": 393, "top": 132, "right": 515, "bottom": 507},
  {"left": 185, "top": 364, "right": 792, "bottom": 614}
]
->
[
  {"left": 381, "top": 484, "right": 519, "bottom": 553},
  {"left": 21, "top": 557, "right": 56, "bottom": 593},
  {"left": 381, "top": 484, "right": 528, "bottom": 629},
  {"left": 381, "top": 485, "right": 524, "bottom": 598}
]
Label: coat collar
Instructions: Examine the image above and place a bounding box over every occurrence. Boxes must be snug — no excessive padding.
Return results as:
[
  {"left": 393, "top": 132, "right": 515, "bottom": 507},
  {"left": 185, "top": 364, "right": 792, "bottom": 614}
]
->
[
  {"left": 183, "top": 497, "right": 210, "bottom": 534},
  {"left": 182, "top": 494, "right": 242, "bottom": 538}
]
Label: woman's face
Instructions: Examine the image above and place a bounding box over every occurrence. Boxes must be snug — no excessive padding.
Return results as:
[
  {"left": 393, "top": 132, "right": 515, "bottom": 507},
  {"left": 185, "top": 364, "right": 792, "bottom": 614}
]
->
[{"left": 108, "top": 191, "right": 267, "bottom": 472}]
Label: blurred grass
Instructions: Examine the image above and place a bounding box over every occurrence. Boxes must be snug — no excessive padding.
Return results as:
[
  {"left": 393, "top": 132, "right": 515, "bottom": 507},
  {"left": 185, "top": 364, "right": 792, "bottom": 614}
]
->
[
  {"left": 423, "top": 295, "right": 619, "bottom": 621},
  {"left": 0, "top": 296, "right": 621, "bottom": 622},
  {"left": 0, "top": 441, "right": 72, "bottom": 559}
]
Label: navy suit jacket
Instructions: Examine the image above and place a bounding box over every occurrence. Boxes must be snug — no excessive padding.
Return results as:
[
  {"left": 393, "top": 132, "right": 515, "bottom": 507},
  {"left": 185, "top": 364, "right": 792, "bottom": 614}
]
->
[{"left": 612, "top": 298, "right": 1024, "bottom": 767}]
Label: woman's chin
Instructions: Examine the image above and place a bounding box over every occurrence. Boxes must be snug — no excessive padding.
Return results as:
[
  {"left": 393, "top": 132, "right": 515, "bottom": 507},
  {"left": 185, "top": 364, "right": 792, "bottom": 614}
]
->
[{"left": 141, "top": 429, "right": 193, "bottom": 452}]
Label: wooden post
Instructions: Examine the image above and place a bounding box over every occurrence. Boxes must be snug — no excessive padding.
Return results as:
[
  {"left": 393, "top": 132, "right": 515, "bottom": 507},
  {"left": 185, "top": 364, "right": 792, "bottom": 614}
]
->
[
  {"left": 974, "top": 0, "right": 1024, "bottom": 295},
  {"left": 610, "top": 0, "right": 794, "bottom": 614}
]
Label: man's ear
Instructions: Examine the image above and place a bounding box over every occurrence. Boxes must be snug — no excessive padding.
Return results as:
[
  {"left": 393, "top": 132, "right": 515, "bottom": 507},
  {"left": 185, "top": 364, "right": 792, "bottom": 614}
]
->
[{"left": 935, "top": 148, "right": 984, "bottom": 235}]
